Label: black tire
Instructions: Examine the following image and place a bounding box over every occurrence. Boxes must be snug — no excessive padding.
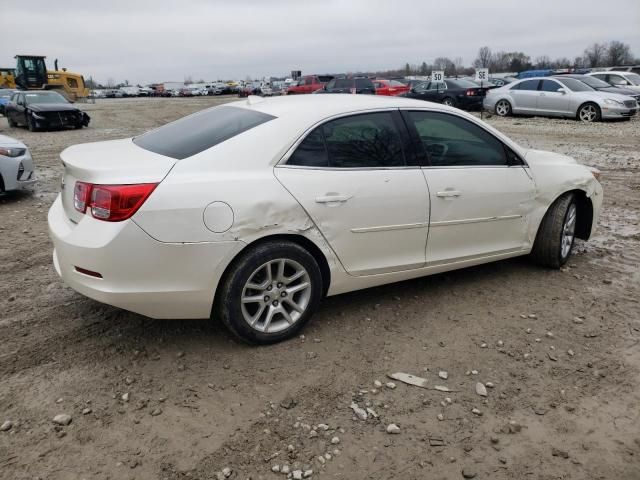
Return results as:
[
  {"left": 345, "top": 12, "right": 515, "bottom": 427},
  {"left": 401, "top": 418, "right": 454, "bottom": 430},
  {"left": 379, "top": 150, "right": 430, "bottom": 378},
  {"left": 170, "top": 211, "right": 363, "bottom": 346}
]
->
[
  {"left": 495, "top": 99, "right": 512, "bottom": 117},
  {"left": 530, "top": 193, "right": 576, "bottom": 268},
  {"left": 215, "top": 241, "right": 323, "bottom": 345},
  {"left": 27, "top": 114, "right": 38, "bottom": 132},
  {"left": 577, "top": 102, "right": 601, "bottom": 123},
  {"left": 442, "top": 97, "right": 456, "bottom": 107}
]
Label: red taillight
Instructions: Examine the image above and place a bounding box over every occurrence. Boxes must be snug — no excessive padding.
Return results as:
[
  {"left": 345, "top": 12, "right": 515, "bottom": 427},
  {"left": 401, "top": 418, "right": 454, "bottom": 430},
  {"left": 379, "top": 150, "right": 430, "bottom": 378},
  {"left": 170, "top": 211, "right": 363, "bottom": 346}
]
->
[
  {"left": 466, "top": 89, "right": 477, "bottom": 96},
  {"left": 74, "top": 182, "right": 158, "bottom": 221}
]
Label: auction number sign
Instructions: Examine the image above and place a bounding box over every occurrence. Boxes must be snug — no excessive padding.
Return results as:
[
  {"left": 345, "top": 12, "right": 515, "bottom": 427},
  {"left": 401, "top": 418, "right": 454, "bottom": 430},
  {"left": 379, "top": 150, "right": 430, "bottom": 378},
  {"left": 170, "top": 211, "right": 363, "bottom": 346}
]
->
[
  {"left": 475, "top": 68, "right": 489, "bottom": 82},
  {"left": 431, "top": 71, "right": 444, "bottom": 82}
]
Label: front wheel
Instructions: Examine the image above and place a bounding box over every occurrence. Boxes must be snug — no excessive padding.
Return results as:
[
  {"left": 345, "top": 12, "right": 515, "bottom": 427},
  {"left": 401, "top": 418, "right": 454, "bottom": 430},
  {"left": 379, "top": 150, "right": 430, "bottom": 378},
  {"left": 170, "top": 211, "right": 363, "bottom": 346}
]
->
[
  {"left": 577, "top": 103, "right": 601, "bottom": 123},
  {"left": 27, "top": 115, "right": 39, "bottom": 132},
  {"left": 216, "top": 241, "right": 323, "bottom": 344},
  {"left": 531, "top": 194, "right": 577, "bottom": 268}
]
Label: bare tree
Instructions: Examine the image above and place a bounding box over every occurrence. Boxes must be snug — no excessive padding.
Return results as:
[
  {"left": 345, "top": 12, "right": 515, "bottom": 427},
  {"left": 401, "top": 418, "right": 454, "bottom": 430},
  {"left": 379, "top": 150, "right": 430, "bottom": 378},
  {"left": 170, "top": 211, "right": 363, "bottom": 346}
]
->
[
  {"left": 453, "top": 56, "right": 464, "bottom": 74},
  {"left": 473, "top": 46, "right": 492, "bottom": 68},
  {"left": 583, "top": 43, "right": 607, "bottom": 67},
  {"left": 535, "top": 55, "right": 551, "bottom": 68},
  {"left": 433, "top": 57, "right": 456, "bottom": 75},
  {"left": 607, "top": 41, "right": 633, "bottom": 66}
]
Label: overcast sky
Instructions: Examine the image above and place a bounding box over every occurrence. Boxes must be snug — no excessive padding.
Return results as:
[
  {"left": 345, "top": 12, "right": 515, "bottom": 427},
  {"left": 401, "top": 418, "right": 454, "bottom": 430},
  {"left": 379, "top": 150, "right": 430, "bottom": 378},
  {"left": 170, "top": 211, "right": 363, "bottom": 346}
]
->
[{"left": 1, "top": 0, "right": 638, "bottom": 85}]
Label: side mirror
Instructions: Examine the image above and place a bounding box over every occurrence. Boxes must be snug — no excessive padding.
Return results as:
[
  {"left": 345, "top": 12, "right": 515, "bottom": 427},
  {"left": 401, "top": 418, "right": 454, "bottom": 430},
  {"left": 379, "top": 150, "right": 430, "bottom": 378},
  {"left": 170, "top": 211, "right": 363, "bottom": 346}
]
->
[{"left": 557, "top": 87, "right": 567, "bottom": 94}]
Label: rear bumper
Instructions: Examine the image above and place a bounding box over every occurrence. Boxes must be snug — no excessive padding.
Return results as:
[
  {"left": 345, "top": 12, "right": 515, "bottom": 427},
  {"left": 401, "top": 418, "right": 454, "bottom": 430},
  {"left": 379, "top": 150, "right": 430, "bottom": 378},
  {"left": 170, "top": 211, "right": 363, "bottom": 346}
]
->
[
  {"left": 457, "top": 96, "right": 484, "bottom": 111},
  {"left": 48, "top": 195, "right": 245, "bottom": 319}
]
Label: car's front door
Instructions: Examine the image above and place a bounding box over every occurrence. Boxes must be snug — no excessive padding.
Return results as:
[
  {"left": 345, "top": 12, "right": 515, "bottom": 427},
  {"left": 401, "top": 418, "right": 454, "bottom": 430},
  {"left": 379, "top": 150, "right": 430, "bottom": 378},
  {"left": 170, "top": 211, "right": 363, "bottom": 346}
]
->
[
  {"left": 275, "top": 111, "right": 430, "bottom": 276},
  {"left": 402, "top": 110, "right": 536, "bottom": 265},
  {"left": 510, "top": 79, "right": 541, "bottom": 113},
  {"left": 537, "top": 79, "right": 571, "bottom": 116}
]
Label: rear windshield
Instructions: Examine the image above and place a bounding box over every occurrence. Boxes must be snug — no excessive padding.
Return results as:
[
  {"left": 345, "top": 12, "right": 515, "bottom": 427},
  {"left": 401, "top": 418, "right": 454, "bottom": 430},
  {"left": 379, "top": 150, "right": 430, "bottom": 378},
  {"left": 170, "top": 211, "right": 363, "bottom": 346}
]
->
[
  {"left": 333, "top": 79, "right": 353, "bottom": 89},
  {"left": 133, "top": 106, "right": 276, "bottom": 159},
  {"left": 318, "top": 75, "right": 334, "bottom": 83}
]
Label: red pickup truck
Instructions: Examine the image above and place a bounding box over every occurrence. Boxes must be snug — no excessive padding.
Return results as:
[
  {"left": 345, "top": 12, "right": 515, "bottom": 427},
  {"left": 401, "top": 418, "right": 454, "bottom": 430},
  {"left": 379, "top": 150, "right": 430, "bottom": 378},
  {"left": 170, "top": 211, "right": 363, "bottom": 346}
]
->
[{"left": 287, "top": 75, "right": 334, "bottom": 94}]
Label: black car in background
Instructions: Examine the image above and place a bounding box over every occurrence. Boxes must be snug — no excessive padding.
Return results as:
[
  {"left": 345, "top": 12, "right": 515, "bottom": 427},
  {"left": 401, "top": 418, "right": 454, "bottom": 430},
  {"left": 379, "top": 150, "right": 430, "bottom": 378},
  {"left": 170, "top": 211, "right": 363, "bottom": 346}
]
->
[
  {"left": 553, "top": 74, "right": 640, "bottom": 102},
  {"left": 316, "top": 77, "right": 376, "bottom": 94},
  {"left": 5, "top": 91, "right": 90, "bottom": 131},
  {"left": 401, "top": 78, "right": 488, "bottom": 111}
]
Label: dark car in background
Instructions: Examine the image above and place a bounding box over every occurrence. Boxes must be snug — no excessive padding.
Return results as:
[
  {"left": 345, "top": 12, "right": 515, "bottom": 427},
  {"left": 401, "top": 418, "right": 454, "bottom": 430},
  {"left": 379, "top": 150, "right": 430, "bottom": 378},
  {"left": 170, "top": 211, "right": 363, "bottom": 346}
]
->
[
  {"left": 5, "top": 91, "right": 90, "bottom": 131},
  {"left": 401, "top": 78, "right": 487, "bottom": 110},
  {"left": 0, "top": 89, "right": 17, "bottom": 115},
  {"left": 553, "top": 74, "right": 640, "bottom": 102},
  {"left": 316, "top": 77, "right": 376, "bottom": 94}
]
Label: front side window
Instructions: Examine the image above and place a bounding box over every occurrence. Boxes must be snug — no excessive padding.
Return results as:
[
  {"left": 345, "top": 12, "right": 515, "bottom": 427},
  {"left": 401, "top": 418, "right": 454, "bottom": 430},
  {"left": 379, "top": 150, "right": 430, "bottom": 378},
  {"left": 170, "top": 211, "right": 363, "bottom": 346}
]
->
[
  {"left": 133, "top": 106, "right": 275, "bottom": 160},
  {"left": 288, "top": 112, "right": 405, "bottom": 168},
  {"left": 407, "top": 111, "right": 507, "bottom": 167}
]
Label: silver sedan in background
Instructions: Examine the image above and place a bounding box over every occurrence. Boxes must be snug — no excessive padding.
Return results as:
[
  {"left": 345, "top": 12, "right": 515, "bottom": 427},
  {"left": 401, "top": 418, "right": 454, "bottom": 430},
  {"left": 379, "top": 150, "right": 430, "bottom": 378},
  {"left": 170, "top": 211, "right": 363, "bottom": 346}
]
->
[
  {"left": 484, "top": 76, "right": 638, "bottom": 122},
  {"left": 0, "top": 134, "right": 36, "bottom": 193}
]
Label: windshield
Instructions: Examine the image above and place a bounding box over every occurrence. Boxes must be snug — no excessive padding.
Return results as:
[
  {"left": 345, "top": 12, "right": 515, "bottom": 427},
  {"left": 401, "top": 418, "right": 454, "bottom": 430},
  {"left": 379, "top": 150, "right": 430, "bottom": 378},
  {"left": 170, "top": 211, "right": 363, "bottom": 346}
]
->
[
  {"left": 555, "top": 78, "right": 594, "bottom": 92},
  {"left": 572, "top": 76, "right": 610, "bottom": 88},
  {"left": 133, "top": 106, "right": 276, "bottom": 160},
  {"left": 24, "top": 92, "right": 68, "bottom": 104},
  {"left": 625, "top": 73, "right": 640, "bottom": 85},
  {"left": 333, "top": 79, "right": 353, "bottom": 89}
]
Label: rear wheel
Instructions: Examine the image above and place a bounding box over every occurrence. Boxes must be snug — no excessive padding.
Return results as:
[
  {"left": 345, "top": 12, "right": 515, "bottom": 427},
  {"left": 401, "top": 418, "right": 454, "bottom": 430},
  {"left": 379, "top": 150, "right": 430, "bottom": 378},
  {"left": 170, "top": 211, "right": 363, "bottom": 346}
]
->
[
  {"left": 216, "top": 241, "right": 323, "bottom": 344},
  {"left": 531, "top": 194, "right": 577, "bottom": 268},
  {"left": 442, "top": 97, "right": 456, "bottom": 107},
  {"left": 495, "top": 99, "right": 512, "bottom": 117},
  {"left": 577, "top": 103, "right": 601, "bottom": 122}
]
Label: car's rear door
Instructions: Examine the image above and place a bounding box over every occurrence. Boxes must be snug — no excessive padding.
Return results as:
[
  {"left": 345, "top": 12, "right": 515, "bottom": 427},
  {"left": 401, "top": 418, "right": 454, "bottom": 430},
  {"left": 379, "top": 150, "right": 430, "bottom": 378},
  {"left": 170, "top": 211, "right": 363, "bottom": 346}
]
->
[
  {"left": 402, "top": 110, "right": 536, "bottom": 264},
  {"left": 275, "top": 110, "right": 430, "bottom": 276},
  {"left": 537, "top": 79, "right": 570, "bottom": 116},
  {"left": 510, "top": 79, "right": 541, "bottom": 113}
]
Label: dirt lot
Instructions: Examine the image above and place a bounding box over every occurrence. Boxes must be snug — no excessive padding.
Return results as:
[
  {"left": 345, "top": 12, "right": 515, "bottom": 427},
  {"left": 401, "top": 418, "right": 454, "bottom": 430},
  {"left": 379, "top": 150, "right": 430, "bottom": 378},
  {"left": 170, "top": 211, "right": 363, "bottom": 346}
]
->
[{"left": 1, "top": 97, "right": 639, "bottom": 480}]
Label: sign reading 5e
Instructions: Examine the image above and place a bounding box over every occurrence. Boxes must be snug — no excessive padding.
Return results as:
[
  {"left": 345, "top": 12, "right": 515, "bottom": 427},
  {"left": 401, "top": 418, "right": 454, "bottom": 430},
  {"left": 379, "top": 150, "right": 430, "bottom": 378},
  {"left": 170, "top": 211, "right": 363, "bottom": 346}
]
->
[
  {"left": 431, "top": 71, "right": 444, "bottom": 82},
  {"left": 475, "top": 68, "right": 489, "bottom": 82}
]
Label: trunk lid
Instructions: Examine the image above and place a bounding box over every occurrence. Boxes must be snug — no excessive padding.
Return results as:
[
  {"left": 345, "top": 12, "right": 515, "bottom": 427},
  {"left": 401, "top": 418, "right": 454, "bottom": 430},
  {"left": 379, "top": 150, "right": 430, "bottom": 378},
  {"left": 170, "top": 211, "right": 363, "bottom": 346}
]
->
[{"left": 60, "top": 138, "right": 177, "bottom": 223}]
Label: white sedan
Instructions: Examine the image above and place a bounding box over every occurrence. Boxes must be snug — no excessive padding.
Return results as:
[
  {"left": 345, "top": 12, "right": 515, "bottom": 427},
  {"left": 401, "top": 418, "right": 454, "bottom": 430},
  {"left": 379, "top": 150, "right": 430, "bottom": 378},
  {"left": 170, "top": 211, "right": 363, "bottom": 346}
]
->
[
  {"left": 0, "top": 134, "right": 36, "bottom": 193},
  {"left": 48, "top": 95, "right": 603, "bottom": 344}
]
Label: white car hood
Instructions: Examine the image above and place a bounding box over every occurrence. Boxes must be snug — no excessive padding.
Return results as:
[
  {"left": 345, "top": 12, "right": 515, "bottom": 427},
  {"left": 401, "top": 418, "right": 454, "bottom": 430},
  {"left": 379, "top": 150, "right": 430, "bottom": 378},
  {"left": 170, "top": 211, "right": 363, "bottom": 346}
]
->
[{"left": 524, "top": 149, "right": 578, "bottom": 166}]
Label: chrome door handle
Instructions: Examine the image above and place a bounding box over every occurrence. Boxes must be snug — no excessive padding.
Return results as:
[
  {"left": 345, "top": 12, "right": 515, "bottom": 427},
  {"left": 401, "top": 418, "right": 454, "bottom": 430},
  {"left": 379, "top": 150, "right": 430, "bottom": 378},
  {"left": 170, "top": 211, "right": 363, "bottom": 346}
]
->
[
  {"left": 436, "top": 190, "right": 461, "bottom": 198},
  {"left": 315, "top": 194, "right": 352, "bottom": 204}
]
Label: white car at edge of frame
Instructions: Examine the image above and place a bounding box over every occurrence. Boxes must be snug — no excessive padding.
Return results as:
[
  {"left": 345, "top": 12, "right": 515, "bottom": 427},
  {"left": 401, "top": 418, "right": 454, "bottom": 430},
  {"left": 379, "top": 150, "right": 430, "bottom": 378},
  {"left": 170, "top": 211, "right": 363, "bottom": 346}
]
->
[
  {"left": 48, "top": 94, "right": 603, "bottom": 344},
  {"left": 0, "top": 134, "right": 36, "bottom": 193}
]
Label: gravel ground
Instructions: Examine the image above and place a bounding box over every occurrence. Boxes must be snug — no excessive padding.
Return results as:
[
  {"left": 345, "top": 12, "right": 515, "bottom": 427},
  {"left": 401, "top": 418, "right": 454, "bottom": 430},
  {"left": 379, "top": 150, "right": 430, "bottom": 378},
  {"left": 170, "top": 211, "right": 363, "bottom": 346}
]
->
[{"left": 0, "top": 97, "right": 639, "bottom": 480}]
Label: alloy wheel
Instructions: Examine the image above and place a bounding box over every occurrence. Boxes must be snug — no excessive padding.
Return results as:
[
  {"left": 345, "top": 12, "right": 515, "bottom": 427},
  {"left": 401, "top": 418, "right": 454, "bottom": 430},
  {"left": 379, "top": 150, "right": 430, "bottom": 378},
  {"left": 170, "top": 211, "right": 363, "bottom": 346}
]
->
[
  {"left": 579, "top": 105, "right": 597, "bottom": 122},
  {"left": 240, "top": 258, "right": 312, "bottom": 333},
  {"left": 561, "top": 204, "right": 577, "bottom": 259},
  {"left": 496, "top": 100, "right": 510, "bottom": 116},
  {"left": 443, "top": 98, "right": 453, "bottom": 106}
]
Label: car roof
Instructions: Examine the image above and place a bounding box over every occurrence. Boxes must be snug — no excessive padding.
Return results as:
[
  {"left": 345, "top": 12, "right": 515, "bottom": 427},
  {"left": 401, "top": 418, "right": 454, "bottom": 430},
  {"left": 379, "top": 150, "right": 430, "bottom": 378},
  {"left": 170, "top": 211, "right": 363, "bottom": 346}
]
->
[{"left": 230, "top": 94, "right": 444, "bottom": 122}]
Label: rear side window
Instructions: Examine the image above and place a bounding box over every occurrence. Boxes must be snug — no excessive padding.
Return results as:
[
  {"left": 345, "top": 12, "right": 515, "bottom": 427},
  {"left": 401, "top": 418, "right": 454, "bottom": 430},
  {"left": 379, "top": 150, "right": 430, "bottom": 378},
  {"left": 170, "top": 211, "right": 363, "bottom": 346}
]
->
[
  {"left": 133, "top": 106, "right": 275, "bottom": 159},
  {"left": 513, "top": 80, "right": 540, "bottom": 91},
  {"left": 288, "top": 112, "right": 405, "bottom": 168},
  {"left": 407, "top": 111, "right": 507, "bottom": 167}
]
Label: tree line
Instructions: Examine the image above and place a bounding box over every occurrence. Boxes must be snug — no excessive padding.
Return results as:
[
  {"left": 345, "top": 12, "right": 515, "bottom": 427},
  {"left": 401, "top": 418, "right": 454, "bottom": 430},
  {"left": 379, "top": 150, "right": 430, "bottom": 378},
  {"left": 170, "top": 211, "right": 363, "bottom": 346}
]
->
[{"left": 383, "top": 40, "right": 637, "bottom": 77}]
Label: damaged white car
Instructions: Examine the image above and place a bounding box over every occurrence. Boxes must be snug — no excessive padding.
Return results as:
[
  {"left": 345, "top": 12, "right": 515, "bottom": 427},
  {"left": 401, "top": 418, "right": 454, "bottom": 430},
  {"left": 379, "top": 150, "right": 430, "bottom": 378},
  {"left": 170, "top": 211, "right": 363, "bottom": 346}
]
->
[{"left": 48, "top": 95, "right": 602, "bottom": 344}]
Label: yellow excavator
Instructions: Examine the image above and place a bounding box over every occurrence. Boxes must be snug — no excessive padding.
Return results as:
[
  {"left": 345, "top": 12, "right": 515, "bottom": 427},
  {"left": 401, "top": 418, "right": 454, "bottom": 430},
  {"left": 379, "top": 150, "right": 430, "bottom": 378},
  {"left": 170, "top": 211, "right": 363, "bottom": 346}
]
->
[{"left": 0, "top": 55, "right": 89, "bottom": 101}]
